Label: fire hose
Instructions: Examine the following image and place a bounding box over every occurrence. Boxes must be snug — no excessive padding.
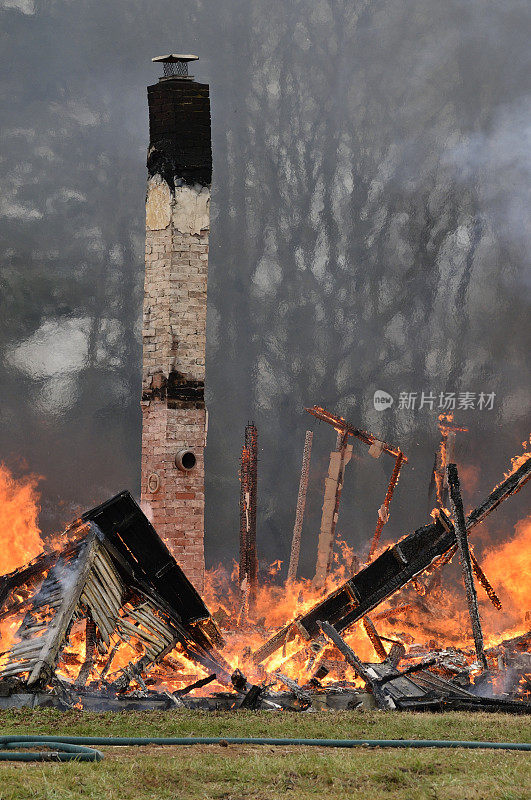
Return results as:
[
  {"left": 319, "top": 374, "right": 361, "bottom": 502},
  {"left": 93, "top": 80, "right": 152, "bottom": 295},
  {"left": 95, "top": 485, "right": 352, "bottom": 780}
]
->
[{"left": 0, "top": 735, "right": 529, "bottom": 762}]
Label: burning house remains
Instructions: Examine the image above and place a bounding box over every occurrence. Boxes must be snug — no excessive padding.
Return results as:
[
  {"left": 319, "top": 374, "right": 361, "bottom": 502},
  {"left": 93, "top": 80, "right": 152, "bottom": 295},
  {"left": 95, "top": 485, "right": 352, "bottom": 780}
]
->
[
  {"left": 0, "top": 56, "right": 530, "bottom": 715},
  {"left": 0, "top": 492, "right": 233, "bottom": 709},
  {"left": 1, "top": 429, "right": 530, "bottom": 713}
]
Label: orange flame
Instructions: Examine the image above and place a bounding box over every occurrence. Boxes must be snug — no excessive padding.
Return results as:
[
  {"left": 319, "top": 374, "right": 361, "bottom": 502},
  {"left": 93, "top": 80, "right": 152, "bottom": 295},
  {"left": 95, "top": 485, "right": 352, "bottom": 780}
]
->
[
  {"left": 1, "top": 436, "right": 530, "bottom": 696},
  {"left": 481, "top": 515, "right": 531, "bottom": 625},
  {"left": 0, "top": 464, "right": 42, "bottom": 574},
  {"left": 505, "top": 436, "right": 531, "bottom": 478}
]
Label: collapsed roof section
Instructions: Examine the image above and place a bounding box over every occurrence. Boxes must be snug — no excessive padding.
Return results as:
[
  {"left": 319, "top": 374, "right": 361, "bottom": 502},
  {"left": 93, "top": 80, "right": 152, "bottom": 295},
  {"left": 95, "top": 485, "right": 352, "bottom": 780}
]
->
[{"left": 0, "top": 492, "right": 229, "bottom": 690}]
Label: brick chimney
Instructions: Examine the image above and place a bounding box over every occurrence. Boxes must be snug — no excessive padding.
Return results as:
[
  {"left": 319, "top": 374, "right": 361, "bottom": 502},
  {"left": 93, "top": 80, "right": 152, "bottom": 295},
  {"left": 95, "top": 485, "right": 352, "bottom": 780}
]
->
[{"left": 140, "top": 55, "right": 211, "bottom": 591}]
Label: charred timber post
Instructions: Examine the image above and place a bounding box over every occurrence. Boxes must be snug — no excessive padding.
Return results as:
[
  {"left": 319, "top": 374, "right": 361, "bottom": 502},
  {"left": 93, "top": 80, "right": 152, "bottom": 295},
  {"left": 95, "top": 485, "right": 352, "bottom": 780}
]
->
[
  {"left": 362, "top": 616, "right": 388, "bottom": 661},
  {"left": 317, "top": 621, "right": 370, "bottom": 683},
  {"left": 313, "top": 431, "right": 353, "bottom": 589},
  {"left": 287, "top": 430, "right": 313, "bottom": 583},
  {"left": 247, "top": 424, "right": 258, "bottom": 600},
  {"left": 368, "top": 450, "right": 404, "bottom": 561},
  {"left": 140, "top": 54, "right": 212, "bottom": 591},
  {"left": 239, "top": 424, "right": 258, "bottom": 606},
  {"left": 433, "top": 418, "right": 467, "bottom": 507},
  {"left": 447, "top": 463, "right": 488, "bottom": 669},
  {"left": 239, "top": 443, "right": 249, "bottom": 590}
]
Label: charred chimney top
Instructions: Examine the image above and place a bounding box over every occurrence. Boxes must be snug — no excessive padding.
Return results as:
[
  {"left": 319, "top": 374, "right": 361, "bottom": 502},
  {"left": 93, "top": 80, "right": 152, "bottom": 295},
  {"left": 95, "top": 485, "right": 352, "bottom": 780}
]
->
[{"left": 152, "top": 54, "right": 199, "bottom": 81}]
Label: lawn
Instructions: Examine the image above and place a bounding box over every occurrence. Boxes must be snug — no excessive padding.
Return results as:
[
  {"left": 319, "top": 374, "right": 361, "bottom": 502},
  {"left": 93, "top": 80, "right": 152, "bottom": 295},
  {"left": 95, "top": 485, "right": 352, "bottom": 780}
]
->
[{"left": 0, "top": 709, "right": 529, "bottom": 800}]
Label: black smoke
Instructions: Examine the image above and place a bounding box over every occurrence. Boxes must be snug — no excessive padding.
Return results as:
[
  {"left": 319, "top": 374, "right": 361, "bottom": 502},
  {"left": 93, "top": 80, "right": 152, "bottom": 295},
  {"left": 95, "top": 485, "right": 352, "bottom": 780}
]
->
[{"left": 0, "top": 0, "right": 529, "bottom": 577}]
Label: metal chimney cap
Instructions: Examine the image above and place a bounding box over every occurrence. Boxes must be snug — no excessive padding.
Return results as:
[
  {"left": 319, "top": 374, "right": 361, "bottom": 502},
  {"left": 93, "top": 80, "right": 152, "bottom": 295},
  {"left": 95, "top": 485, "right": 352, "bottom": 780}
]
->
[
  {"left": 152, "top": 54, "right": 199, "bottom": 63},
  {"left": 153, "top": 54, "right": 199, "bottom": 80}
]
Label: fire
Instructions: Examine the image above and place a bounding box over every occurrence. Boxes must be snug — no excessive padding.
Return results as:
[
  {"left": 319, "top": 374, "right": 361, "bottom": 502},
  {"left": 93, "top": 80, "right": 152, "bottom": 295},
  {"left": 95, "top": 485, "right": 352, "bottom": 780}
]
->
[
  {"left": 0, "top": 464, "right": 42, "bottom": 575},
  {"left": 203, "top": 539, "right": 393, "bottom": 688},
  {"left": 1, "top": 434, "right": 530, "bottom": 700},
  {"left": 201, "top": 433, "right": 531, "bottom": 691},
  {"left": 481, "top": 515, "right": 531, "bottom": 622},
  {"left": 505, "top": 436, "right": 531, "bottom": 478}
]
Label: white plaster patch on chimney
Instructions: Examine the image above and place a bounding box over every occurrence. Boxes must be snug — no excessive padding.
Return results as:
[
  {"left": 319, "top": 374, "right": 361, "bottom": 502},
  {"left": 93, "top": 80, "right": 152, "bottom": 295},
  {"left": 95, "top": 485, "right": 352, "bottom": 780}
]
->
[
  {"left": 172, "top": 184, "right": 210, "bottom": 235},
  {"left": 146, "top": 174, "right": 172, "bottom": 230}
]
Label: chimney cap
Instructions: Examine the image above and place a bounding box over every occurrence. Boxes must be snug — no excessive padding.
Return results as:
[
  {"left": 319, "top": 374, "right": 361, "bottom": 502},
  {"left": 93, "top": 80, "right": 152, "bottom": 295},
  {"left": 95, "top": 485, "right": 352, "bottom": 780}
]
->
[{"left": 152, "top": 54, "right": 199, "bottom": 63}]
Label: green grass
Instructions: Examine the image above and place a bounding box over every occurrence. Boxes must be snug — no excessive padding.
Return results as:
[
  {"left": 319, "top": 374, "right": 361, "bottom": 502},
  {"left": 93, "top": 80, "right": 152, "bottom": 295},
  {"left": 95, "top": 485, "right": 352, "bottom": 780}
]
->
[{"left": 0, "top": 709, "right": 530, "bottom": 800}]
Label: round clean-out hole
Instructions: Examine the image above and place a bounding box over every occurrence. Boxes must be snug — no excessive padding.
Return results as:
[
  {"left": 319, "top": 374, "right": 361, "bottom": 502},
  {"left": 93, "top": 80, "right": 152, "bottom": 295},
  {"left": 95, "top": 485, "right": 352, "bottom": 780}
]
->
[
  {"left": 181, "top": 450, "right": 196, "bottom": 470},
  {"left": 175, "top": 449, "right": 197, "bottom": 471}
]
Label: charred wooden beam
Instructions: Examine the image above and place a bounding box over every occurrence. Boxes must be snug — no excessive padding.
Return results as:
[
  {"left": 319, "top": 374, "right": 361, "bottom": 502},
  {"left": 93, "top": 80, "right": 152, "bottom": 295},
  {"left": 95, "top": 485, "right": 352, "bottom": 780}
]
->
[
  {"left": 317, "top": 621, "right": 371, "bottom": 683},
  {"left": 252, "top": 459, "right": 530, "bottom": 665},
  {"left": 431, "top": 419, "right": 467, "bottom": 507},
  {"left": 447, "top": 463, "right": 488, "bottom": 669},
  {"left": 287, "top": 430, "right": 313, "bottom": 583},
  {"left": 368, "top": 450, "right": 404, "bottom": 561},
  {"left": 239, "top": 424, "right": 259, "bottom": 607},
  {"left": 249, "top": 625, "right": 290, "bottom": 665},
  {"left": 317, "top": 621, "right": 390, "bottom": 709},
  {"left": 372, "top": 604, "right": 413, "bottom": 621},
  {"left": 305, "top": 406, "right": 407, "bottom": 460},
  {"left": 100, "top": 640, "right": 121, "bottom": 681},
  {"left": 470, "top": 551, "right": 502, "bottom": 610},
  {"left": 386, "top": 642, "right": 406, "bottom": 668},
  {"left": 375, "top": 656, "right": 440, "bottom": 686},
  {"left": 465, "top": 456, "right": 531, "bottom": 530},
  {"left": 252, "top": 511, "right": 455, "bottom": 664},
  {"left": 362, "top": 616, "right": 387, "bottom": 661},
  {"left": 397, "top": 695, "right": 531, "bottom": 714},
  {"left": 175, "top": 673, "right": 216, "bottom": 696}
]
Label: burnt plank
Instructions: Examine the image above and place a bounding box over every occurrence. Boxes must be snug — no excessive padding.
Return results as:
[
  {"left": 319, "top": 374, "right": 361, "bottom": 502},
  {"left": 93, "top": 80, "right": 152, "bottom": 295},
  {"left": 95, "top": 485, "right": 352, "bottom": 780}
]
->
[
  {"left": 252, "top": 458, "right": 531, "bottom": 665},
  {"left": 447, "top": 463, "right": 488, "bottom": 669},
  {"left": 81, "top": 491, "right": 210, "bottom": 627}
]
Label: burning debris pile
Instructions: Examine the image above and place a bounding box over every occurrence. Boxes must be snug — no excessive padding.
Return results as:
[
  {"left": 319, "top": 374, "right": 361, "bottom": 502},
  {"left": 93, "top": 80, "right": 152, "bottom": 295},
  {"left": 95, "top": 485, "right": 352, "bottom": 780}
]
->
[
  {"left": 1, "top": 409, "right": 530, "bottom": 714},
  {"left": 0, "top": 493, "right": 233, "bottom": 710}
]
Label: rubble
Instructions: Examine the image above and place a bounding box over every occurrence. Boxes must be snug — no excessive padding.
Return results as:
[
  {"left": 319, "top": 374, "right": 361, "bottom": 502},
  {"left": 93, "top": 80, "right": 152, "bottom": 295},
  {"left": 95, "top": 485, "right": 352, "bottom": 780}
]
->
[
  {"left": 0, "top": 492, "right": 231, "bottom": 701},
  {"left": 0, "top": 417, "right": 530, "bottom": 716},
  {"left": 251, "top": 457, "right": 531, "bottom": 664}
]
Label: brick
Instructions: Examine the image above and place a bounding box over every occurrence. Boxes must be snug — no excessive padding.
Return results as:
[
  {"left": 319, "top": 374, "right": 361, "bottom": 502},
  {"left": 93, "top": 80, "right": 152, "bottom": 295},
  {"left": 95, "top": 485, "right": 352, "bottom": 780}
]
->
[{"left": 141, "top": 79, "right": 211, "bottom": 586}]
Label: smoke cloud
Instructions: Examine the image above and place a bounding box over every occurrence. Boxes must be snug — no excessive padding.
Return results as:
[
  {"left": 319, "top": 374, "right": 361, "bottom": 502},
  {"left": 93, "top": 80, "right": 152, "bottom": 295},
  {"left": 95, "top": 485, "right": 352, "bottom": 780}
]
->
[{"left": 0, "top": 0, "right": 529, "bottom": 577}]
